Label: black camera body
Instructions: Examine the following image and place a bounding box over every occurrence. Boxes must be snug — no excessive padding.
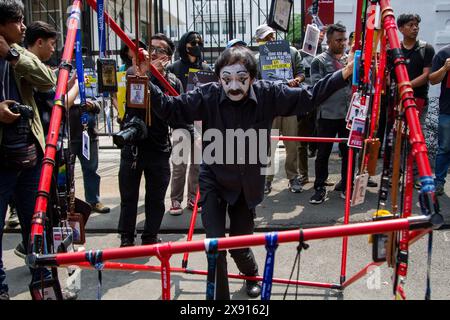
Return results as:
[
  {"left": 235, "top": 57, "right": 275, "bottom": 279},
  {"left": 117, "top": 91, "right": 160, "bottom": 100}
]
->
[
  {"left": 113, "top": 116, "right": 148, "bottom": 148},
  {"left": 9, "top": 103, "right": 34, "bottom": 135}
]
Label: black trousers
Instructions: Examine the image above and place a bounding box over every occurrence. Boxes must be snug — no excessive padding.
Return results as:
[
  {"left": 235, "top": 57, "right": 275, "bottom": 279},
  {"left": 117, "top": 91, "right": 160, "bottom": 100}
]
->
[
  {"left": 201, "top": 189, "right": 259, "bottom": 300},
  {"left": 118, "top": 145, "right": 170, "bottom": 241},
  {"left": 314, "top": 118, "right": 352, "bottom": 190}
]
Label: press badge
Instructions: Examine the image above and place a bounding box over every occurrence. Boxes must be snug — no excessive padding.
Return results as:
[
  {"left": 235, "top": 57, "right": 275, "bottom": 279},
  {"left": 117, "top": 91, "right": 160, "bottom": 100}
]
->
[{"left": 82, "top": 130, "right": 90, "bottom": 160}]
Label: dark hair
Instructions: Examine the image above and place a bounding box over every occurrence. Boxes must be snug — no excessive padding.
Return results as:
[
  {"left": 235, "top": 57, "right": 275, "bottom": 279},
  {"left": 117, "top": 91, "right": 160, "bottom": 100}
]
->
[
  {"left": 349, "top": 31, "right": 355, "bottom": 39},
  {"left": 186, "top": 32, "right": 203, "bottom": 46},
  {"left": 24, "top": 21, "right": 57, "bottom": 48},
  {"left": 151, "top": 33, "right": 175, "bottom": 56},
  {"left": 397, "top": 14, "right": 421, "bottom": 28},
  {"left": 214, "top": 46, "right": 258, "bottom": 79},
  {"left": 326, "top": 23, "right": 347, "bottom": 39},
  {"left": 119, "top": 39, "right": 147, "bottom": 67},
  {"left": 0, "top": 0, "right": 24, "bottom": 25}
]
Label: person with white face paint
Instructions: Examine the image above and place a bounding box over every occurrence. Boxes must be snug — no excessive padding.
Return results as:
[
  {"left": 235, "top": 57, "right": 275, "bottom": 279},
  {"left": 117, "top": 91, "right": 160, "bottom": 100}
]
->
[{"left": 135, "top": 46, "right": 354, "bottom": 300}]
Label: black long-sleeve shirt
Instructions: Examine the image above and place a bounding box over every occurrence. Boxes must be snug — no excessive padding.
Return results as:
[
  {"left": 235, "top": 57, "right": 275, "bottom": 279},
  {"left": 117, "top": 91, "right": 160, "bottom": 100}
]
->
[{"left": 150, "top": 70, "right": 348, "bottom": 208}]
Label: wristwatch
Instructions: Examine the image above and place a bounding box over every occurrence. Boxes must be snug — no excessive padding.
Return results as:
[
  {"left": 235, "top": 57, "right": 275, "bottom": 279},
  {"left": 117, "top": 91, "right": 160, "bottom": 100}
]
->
[{"left": 5, "top": 47, "right": 20, "bottom": 62}]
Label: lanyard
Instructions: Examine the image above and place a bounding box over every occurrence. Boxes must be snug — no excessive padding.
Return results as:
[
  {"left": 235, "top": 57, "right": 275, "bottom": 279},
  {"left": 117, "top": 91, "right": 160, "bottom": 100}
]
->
[
  {"left": 75, "top": 29, "right": 87, "bottom": 107},
  {"left": 96, "top": 0, "right": 106, "bottom": 59},
  {"left": 261, "top": 232, "right": 278, "bottom": 301},
  {"left": 204, "top": 238, "right": 219, "bottom": 300}
]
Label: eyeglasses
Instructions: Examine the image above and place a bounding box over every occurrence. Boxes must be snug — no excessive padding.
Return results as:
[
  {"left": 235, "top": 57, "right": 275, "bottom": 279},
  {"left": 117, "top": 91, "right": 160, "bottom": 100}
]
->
[{"left": 150, "top": 47, "right": 169, "bottom": 55}]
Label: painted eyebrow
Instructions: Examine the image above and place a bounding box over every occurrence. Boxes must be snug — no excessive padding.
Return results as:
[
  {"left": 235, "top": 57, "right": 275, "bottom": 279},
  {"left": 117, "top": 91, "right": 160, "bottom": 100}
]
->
[{"left": 221, "top": 70, "right": 249, "bottom": 75}]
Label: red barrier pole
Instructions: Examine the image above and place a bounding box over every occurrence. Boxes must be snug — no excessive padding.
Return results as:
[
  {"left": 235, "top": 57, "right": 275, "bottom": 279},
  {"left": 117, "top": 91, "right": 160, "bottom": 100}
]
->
[
  {"left": 342, "top": 227, "right": 430, "bottom": 289},
  {"left": 182, "top": 187, "right": 201, "bottom": 268},
  {"left": 30, "top": 0, "right": 82, "bottom": 253},
  {"left": 340, "top": 147, "right": 354, "bottom": 284},
  {"left": 379, "top": 0, "right": 433, "bottom": 181},
  {"left": 35, "top": 217, "right": 428, "bottom": 267},
  {"left": 85, "top": 0, "right": 179, "bottom": 97}
]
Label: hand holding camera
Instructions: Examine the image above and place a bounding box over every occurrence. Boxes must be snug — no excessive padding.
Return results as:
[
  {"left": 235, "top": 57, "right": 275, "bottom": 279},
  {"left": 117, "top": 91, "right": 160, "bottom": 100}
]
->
[{"left": 0, "top": 100, "right": 20, "bottom": 124}]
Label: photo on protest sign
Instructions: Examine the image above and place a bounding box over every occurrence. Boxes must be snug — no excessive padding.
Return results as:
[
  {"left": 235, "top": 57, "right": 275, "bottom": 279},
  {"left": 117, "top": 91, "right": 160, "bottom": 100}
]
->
[
  {"left": 268, "top": 0, "right": 293, "bottom": 32},
  {"left": 126, "top": 76, "right": 149, "bottom": 109},
  {"left": 351, "top": 173, "right": 369, "bottom": 206},
  {"left": 52, "top": 226, "right": 74, "bottom": 253},
  {"left": 68, "top": 213, "right": 85, "bottom": 244},
  {"left": 97, "top": 58, "right": 118, "bottom": 93},
  {"left": 259, "top": 39, "right": 293, "bottom": 81},
  {"left": 348, "top": 117, "right": 366, "bottom": 149},
  {"left": 301, "top": 24, "right": 320, "bottom": 57},
  {"left": 84, "top": 68, "right": 98, "bottom": 98},
  {"left": 186, "top": 70, "right": 218, "bottom": 92}
]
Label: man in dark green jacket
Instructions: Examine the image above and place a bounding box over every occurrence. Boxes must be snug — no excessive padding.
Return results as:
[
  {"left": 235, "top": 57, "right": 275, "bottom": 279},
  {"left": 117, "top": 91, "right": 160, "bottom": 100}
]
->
[{"left": 0, "top": 0, "right": 56, "bottom": 300}]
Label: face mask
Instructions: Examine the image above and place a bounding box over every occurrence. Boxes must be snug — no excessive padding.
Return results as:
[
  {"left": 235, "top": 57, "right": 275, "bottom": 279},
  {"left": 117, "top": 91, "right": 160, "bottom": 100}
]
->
[
  {"left": 220, "top": 64, "right": 252, "bottom": 102},
  {"left": 187, "top": 45, "right": 202, "bottom": 58}
]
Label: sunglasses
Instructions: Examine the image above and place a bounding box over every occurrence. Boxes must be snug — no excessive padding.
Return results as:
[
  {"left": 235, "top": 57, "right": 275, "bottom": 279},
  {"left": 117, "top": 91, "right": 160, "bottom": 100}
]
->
[{"left": 150, "top": 47, "right": 169, "bottom": 55}]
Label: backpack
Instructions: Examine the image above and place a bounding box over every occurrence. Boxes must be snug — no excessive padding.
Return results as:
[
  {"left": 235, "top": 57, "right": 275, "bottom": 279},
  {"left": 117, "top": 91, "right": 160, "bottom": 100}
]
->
[{"left": 416, "top": 40, "right": 427, "bottom": 61}]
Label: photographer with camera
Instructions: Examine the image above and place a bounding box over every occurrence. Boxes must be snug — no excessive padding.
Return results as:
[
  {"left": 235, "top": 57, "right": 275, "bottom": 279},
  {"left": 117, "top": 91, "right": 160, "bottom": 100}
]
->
[
  {"left": 116, "top": 33, "right": 183, "bottom": 247},
  {"left": 0, "top": 0, "right": 57, "bottom": 300}
]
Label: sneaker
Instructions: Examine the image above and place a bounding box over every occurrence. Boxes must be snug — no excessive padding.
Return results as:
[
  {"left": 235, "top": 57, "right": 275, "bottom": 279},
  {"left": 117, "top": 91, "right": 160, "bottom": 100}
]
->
[
  {"left": 340, "top": 191, "right": 347, "bottom": 200},
  {"left": 141, "top": 235, "right": 162, "bottom": 246},
  {"left": 7, "top": 207, "right": 20, "bottom": 228},
  {"left": 324, "top": 178, "right": 334, "bottom": 186},
  {"left": 367, "top": 178, "right": 378, "bottom": 188},
  {"left": 91, "top": 202, "right": 110, "bottom": 214},
  {"left": 264, "top": 181, "right": 272, "bottom": 194},
  {"left": 435, "top": 184, "right": 445, "bottom": 196},
  {"left": 187, "top": 198, "right": 202, "bottom": 213},
  {"left": 309, "top": 188, "right": 327, "bottom": 204},
  {"left": 245, "top": 280, "right": 262, "bottom": 298},
  {"left": 14, "top": 242, "right": 26, "bottom": 259},
  {"left": 0, "top": 291, "right": 9, "bottom": 301},
  {"left": 288, "top": 177, "right": 303, "bottom": 193},
  {"left": 298, "top": 175, "right": 309, "bottom": 185},
  {"left": 169, "top": 200, "right": 183, "bottom": 216},
  {"left": 120, "top": 234, "right": 135, "bottom": 247},
  {"left": 334, "top": 180, "right": 344, "bottom": 192}
]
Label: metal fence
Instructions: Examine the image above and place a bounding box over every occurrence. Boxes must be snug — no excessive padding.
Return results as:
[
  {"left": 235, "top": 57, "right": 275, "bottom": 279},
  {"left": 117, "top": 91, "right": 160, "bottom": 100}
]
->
[
  {"left": 24, "top": 0, "right": 305, "bottom": 65},
  {"left": 24, "top": 0, "right": 305, "bottom": 142}
]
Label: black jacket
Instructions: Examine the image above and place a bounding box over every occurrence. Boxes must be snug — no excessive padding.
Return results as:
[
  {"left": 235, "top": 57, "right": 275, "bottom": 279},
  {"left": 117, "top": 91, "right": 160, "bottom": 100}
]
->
[
  {"left": 149, "top": 70, "right": 348, "bottom": 208},
  {"left": 166, "top": 31, "right": 212, "bottom": 92}
]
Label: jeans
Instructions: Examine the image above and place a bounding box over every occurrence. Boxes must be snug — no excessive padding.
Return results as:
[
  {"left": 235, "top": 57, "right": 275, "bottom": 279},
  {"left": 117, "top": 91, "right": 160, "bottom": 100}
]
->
[
  {"left": 314, "top": 118, "right": 353, "bottom": 190},
  {"left": 70, "top": 140, "right": 101, "bottom": 204},
  {"left": 0, "top": 155, "right": 45, "bottom": 293},
  {"left": 435, "top": 114, "right": 450, "bottom": 186}
]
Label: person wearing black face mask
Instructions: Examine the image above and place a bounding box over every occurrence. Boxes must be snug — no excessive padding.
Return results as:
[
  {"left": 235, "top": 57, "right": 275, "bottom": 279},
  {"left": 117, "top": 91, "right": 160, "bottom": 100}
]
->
[
  {"left": 167, "top": 31, "right": 211, "bottom": 91},
  {"left": 166, "top": 32, "right": 211, "bottom": 216}
]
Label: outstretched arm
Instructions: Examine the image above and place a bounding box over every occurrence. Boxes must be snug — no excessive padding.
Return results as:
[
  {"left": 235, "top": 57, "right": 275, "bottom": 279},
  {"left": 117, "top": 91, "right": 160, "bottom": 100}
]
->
[{"left": 273, "top": 58, "right": 353, "bottom": 117}]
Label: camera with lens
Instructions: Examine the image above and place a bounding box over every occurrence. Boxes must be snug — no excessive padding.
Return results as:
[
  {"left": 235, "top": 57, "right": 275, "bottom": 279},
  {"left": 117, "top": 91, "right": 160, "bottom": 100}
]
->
[
  {"left": 9, "top": 103, "right": 34, "bottom": 135},
  {"left": 113, "top": 116, "right": 148, "bottom": 148}
]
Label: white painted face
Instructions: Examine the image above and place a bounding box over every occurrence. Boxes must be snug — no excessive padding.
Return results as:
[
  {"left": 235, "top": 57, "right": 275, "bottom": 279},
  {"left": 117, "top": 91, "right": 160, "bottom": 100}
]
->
[{"left": 219, "top": 63, "right": 252, "bottom": 101}]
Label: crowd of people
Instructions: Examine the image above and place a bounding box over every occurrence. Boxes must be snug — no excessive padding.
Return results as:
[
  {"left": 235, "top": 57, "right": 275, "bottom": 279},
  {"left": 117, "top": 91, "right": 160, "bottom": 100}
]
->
[{"left": 0, "top": 0, "right": 449, "bottom": 301}]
